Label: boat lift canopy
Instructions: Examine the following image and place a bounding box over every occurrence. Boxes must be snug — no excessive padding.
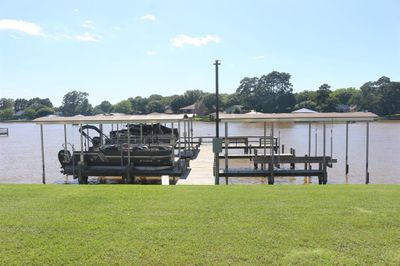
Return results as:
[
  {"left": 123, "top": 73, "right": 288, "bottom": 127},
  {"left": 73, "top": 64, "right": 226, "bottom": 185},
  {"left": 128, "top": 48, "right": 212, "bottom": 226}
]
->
[
  {"left": 218, "top": 112, "right": 378, "bottom": 123},
  {"left": 215, "top": 111, "right": 378, "bottom": 185},
  {"left": 33, "top": 113, "right": 193, "bottom": 125}
]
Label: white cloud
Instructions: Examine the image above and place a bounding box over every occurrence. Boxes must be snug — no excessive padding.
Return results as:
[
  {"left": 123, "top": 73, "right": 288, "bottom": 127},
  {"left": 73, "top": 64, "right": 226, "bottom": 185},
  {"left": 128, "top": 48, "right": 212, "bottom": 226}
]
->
[
  {"left": 170, "top": 34, "right": 221, "bottom": 48},
  {"left": 252, "top": 55, "right": 265, "bottom": 60},
  {"left": 113, "top": 26, "right": 121, "bottom": 31},
  {"left": 82, "top": 20, "right": 95, "bottom": 30},
  {"left": 147, "top": 50, "right": 157, "bottom": 56},
  {"left": 0, "top": 19, "right": 42, "bottom": 36},
  {"left": 73, "top": 8, "right": 79, "bottom": 13},
  {"left": 75, "top": 32, "right": 101, "bottom": 42},
  {"left": 141, "top": 13, "right": 156, "bottom": 22}
]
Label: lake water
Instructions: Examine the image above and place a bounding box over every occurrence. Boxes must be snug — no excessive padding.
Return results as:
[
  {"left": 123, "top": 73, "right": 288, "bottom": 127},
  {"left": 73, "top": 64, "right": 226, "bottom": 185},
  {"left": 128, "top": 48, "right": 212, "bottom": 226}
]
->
[{"left": 0, "top": 121, "right": 399, "bottom": 184}]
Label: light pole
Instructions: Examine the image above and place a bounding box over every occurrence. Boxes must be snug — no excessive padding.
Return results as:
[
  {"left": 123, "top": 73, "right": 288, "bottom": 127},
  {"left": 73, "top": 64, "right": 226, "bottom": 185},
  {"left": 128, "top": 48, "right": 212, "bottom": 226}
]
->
[{"left": 214, "top": 60, "right": 221, "bottom": 138}]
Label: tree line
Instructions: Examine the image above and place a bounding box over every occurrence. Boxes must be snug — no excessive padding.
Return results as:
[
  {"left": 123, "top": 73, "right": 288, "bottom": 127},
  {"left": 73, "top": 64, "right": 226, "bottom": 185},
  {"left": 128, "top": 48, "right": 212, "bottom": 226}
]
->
[{"left": 1, "top": 72, "right": 399, "bottom": 121}]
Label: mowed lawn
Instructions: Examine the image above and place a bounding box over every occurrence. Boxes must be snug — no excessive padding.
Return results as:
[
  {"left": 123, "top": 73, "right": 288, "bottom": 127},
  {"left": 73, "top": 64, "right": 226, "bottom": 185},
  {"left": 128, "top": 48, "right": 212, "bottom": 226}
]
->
[{"left": 0, "top": 185, "right": 399, "bottom": 265}]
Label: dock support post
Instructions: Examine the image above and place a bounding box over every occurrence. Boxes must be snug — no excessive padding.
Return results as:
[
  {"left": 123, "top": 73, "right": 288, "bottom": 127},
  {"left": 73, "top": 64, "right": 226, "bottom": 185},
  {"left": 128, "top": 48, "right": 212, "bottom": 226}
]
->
[
  {"left": 78, "top": 124, "right": 85, "bottom": 184},
  {"left": 40, "top": 124, "right": 46, "bottom": 184},
  {"left": 308, "top": 123, "right": 311, "bottom": 170},
  {"left": 140, "top": 124, "right": 143, "bottom": 144},
  {"left": 263, "top": 122, "right": 266, "bottom": 170},
  {"left": 277, "top": 130, "right": 281, "bottom": 168},
  {"left": 345, "top": 121, "right": 349, "bottom": 175},
  {"left": 366, "top": 122, "right": 370, "bottom": 184},
  {"left": 63, "top": 124, "right": 68, "bottom": 163},
  {"left": 184, "top": 119, "right": 187, "bottom": 151},
  {"left": 178, "top": 121, "right": 181, "bottom": 158},
  {"left": 315, "top": 128, "right": 318, "bottom": 156},
  {"left": 171, "top": 122, "right": 175, "bottom": 163},
  {"left": 269, "top": 123, "right": 274, "bottom": 185},
  {"left": 190, "top": 119, "right": 194, "bottom": 149},
  {"left": 225, "top": 122, "right": 228, "bottom": 171},
  {"left": 127, "top": 124, "right": 132, "bottom": 184},
  {"left": 99, "top": 124, "right": 104, "bottom": 145},
  {"left": 323, "top": 122, "right": 327, "bottom": 184}
]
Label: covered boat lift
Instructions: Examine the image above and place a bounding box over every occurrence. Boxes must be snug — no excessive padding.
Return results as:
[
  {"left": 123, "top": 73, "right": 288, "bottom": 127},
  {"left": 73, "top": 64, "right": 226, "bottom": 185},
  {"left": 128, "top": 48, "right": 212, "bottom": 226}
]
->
[
  {"left": 215, "top": 111, "right": 379, "bottom": 185},
  {"left": 34, "top": 113, "right": 195, "bottom": 184}
]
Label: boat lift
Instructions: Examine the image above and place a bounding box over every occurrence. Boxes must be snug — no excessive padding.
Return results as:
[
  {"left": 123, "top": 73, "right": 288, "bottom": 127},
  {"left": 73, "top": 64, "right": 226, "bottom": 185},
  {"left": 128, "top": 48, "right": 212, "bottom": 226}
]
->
[
  {"left": 214, "top": 112, "right": 378, "bottom": 185},
  {"left": 34, "top": 113, "right": 195, "bottom": 184}
]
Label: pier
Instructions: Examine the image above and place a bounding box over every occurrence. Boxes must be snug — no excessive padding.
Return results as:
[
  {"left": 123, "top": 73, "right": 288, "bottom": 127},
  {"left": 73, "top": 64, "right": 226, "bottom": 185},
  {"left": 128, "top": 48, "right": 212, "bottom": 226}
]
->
[{"left": 0, "top": 128, "right": 8, "bottom": 136}]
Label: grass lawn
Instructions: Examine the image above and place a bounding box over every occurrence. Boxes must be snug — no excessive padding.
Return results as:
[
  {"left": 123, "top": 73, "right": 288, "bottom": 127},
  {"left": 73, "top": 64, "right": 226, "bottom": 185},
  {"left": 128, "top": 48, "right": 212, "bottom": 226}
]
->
[{"left": 1, "top": 185, "right": 399, "bottom": 265}]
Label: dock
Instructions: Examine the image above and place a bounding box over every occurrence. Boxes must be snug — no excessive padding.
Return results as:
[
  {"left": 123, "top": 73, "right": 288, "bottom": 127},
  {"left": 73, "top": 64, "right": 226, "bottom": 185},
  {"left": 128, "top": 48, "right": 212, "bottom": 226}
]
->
[
  {"left": 177, "top": 145, "right": 214, "bottom": 185},
  {"left": 0, "top": 128, "right": 8, "bottom": 136}
]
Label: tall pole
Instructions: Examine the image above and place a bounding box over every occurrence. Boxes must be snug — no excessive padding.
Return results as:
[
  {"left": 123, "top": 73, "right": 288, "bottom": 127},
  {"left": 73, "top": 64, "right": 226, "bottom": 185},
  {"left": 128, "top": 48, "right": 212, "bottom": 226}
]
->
[
  {"left": 345, "top": 122, "right": 349, "bottom": 175},
  {"left": 214, "top": 60, "right": 221, "bottom": 138},
  {"left": 40, "top": 125, "right": 46, "bottom": 184},
  {"left": 366, "top": 122, "right": 370, "bottom": 184}
]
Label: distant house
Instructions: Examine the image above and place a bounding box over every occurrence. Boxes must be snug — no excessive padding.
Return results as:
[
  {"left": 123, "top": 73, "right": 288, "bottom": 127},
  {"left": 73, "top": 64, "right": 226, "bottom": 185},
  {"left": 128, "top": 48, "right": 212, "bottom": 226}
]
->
[
  {"left": 179, "top": 102, "right": 207, "bottom": 116},
  {"left": 14, "top": 110, "right": 25, "bottom": 119},
  {"left": 291, "top": 108, "right": 318, "bottom": 113},
  {"left": 164, "top": 105, "right": 174, "bottom": 114}
]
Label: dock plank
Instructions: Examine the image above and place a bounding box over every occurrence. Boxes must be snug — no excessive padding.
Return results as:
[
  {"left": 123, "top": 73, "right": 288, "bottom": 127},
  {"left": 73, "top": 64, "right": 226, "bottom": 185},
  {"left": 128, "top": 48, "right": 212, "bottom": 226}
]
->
[{"left": 177, "top": 145, "right": 215, "bottom": 185}]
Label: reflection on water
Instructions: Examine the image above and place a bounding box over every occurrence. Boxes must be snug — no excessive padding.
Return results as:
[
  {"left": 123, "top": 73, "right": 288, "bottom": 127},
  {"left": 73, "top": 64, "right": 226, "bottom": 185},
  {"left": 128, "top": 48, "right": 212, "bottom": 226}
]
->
[{"left": 0, "top": 121, "right": 399, "bottom": 184}]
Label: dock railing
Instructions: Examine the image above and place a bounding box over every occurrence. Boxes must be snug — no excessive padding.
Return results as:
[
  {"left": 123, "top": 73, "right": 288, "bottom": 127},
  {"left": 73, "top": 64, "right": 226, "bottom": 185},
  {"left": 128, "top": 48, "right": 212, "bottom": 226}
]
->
[{"left": 0, "top": 128, "right": 8, "bottom": 136}]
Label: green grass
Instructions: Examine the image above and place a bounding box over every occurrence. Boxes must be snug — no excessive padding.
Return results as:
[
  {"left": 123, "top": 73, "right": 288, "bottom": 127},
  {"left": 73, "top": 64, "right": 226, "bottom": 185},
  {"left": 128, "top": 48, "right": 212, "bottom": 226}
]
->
[{"left": 1, "top": 185, "right": 399, "bottom": 265}]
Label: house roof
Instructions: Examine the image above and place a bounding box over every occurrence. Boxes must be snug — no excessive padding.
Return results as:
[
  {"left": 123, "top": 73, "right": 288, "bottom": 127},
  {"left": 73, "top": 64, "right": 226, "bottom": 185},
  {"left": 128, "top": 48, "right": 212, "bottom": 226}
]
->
[
  {"left": 180, "top": 103, "right": 196, "bottom": 110},
  {"left": 291, "top": 108, "right": 317, "bottom": 113}
]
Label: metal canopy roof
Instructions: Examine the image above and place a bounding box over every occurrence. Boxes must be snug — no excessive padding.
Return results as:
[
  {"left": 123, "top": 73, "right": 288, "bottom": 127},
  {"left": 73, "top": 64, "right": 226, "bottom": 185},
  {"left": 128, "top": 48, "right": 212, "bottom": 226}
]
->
[
  {"left": 34, "top": 113, "right": 193, "bottom": 125},
  {"left": 219, "top": 112, "right": 378, "bottom": 122}
]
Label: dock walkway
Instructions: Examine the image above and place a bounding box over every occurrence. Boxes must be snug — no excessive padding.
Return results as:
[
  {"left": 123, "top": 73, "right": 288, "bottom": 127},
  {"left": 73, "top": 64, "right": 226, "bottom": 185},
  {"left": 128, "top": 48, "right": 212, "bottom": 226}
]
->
[{"left": 177, "top": 144, "right": 214, "bottom": 185}]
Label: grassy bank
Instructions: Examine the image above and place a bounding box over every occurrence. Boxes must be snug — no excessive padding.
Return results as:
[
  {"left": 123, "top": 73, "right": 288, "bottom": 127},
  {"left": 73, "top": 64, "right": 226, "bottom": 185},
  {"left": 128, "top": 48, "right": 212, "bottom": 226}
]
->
[{"left": 1, "top": 185, "right": 399, "bottom": 265}]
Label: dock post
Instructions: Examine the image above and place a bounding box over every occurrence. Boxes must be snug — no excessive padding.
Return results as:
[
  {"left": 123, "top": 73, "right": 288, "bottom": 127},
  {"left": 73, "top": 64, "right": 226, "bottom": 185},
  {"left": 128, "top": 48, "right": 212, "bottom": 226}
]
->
[
  {"left": 282, "top": 144, "right": 285, "bottom": 154},
  {"left": 224, "top": 122, "right": 228, "bottom": 171},
  {"left": 308, "top": 123, "right": 311, "bottom": 170},
  {"left": 366, "top": 122, "right": 370, "bottom": 184},
  {"left": 315, "top": 128, "right": 318, "bottom": 156},
  {"left": 99, "top": 124, "right": 104, "bottom": 145},
  {"left": 79, "top": 124, "right": 85, "bottom": 184},
  {"left": 190, "top": 119, "right": 194, "bottom": 149},
  {"left": 64, "top": 124, "right": 68, "bottom": 163},
  {"left": 171, "top": 122, "right": 175, "bottom": 162},
  {"left": 323, "top": 122, "right": 327, "bottom": 184},
  {"left": 263, "top": 122, "right": 266, "bottom": 170},
  {"left": 184, "top": 119, "right": 187, "bottom": 151},
  {"left": 277, "top": 130, "right": 281, "bottom": 168},
  {"left": 268, "top": 123, "right": 274, "bottom": 185},
  {"left": 345, "top": 121, "right": 349, "bottom": 175},
  {"left": 127, "top": 124, "right": 132, "bottom": 184},
  {"left": 254, "top": 149, "right": 258, "bottom": 169},
  {"left": 40, "top": 124, "right": 46, "bottom": 184},
  {"left": 178, "top": 121, "right": 181, "bottom": 158},
  {"left": 140, "top": 124, "right": 143, "bottom": 144}
]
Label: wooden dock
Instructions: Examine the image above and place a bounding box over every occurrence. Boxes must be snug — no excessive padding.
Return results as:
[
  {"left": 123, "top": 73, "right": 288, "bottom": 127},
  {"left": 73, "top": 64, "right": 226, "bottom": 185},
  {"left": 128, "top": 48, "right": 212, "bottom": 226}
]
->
[{"left": 177, "top": 145, "right": 215, "bottom": 185}]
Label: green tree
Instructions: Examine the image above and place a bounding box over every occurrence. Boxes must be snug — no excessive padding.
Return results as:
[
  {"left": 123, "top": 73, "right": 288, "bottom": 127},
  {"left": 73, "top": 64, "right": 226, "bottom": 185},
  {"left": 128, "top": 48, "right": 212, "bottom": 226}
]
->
[
  {"left": 95, "top": 100, "right": 113, "bottom": 113},
  {"left": 61, "top": 91, "right": 92, "bottom": 116},
  {"left": 170, "top": 95, "right": 186, "bottom": 113},
  {"left": 23, "top": 107, "right": 37, "bottom": 119},
  {"left": 129, "top": 96, "right": 148, "bottom": 114},
  {"left": 0, "top": 98, "right": 14, "bottom": 110},
  {"left": 113, "top": 100, "right": 132, "bottom": 114},
  {"left": 14, "top": 98, "right": 29, "bottom": 112},
  {"left": 0, "top": 108, "right": 14, "bottom": 120},
  {"left": 36, "top": 106, "right": 54, "bottom": 117},
  {"left": 146, "top": 100, "right": 164, "bottom": 113}
]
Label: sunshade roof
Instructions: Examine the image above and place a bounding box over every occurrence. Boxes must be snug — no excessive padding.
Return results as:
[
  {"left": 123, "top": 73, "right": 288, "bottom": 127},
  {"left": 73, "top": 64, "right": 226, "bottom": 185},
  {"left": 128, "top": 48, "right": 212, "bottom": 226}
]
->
[
  {"left": 34, "top": 113, "right": 193, "bottom": 124},
  {"left": 219, "top": 112, "right": 378, "bottom": 122}
]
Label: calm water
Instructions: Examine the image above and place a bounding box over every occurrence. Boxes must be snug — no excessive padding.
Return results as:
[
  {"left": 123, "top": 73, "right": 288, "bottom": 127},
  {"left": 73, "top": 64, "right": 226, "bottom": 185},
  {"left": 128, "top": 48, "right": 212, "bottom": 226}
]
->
[{"left": 0, "top": 121, "right": 399, "bottom": 184}]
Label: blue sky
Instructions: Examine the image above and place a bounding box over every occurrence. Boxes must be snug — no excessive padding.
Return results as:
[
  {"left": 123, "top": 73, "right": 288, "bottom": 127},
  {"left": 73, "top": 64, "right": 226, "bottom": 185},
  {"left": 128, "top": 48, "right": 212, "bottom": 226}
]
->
[{"left": 0, "top": 0, "right": 399, "bottom": 106}]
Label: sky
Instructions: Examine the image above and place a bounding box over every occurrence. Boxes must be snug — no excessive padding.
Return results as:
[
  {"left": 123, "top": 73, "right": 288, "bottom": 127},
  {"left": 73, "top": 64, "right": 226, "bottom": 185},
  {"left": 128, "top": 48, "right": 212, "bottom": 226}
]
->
[{"left": 0, "top": 0, "right": 399, "bottom": 106}]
